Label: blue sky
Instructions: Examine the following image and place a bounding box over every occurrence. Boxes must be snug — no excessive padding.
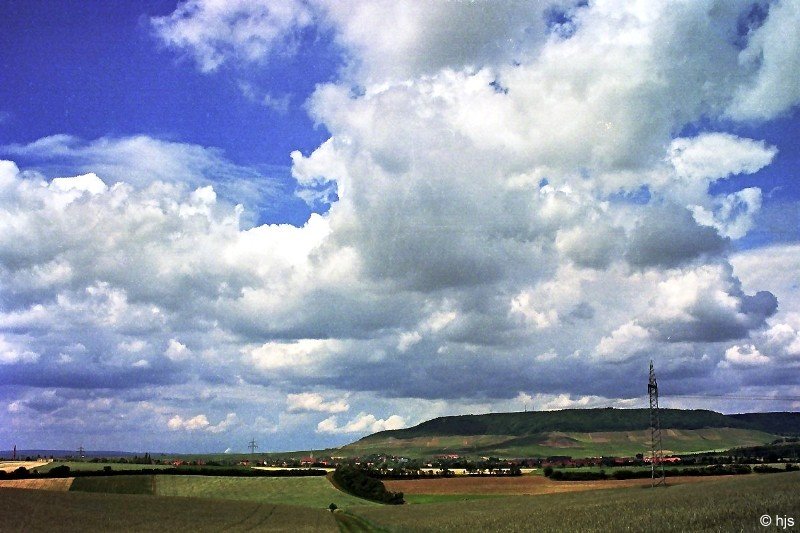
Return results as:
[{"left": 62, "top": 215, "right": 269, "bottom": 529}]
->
[
  {"left": 1, "top": 0, "right": 339, "bottom": 225},
  {"left": 1, "top": 0, "right": 799, "bottom": 454}
]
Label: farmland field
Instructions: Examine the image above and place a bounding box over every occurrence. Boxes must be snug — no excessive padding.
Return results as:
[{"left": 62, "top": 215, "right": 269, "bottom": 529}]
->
[
  {"left": 356, "top": 471, "right": 800, "bottom": 532},
  {"left": 70, "top": 475, "right": 155, "bottom": 495},
  {"left": 0, "top": 477, "right": 74, "bottom": 491},
  {"left": 155, "top": 474, "right": 378, "bottom": 509},
  {"left": 0, "top": 487, "right": 338, "bottom": 532},
  {"left": 34, "top": 461, "right": 172, "bottom": 473},
  {"left": 383, "top": 473, "right": 724, "bottom": 496},
  {"left": 0, "top": 460, "right": 49, "bottom": 472},
  {"left": 1, "top": 471, "right": 797, "bottom": 531}
]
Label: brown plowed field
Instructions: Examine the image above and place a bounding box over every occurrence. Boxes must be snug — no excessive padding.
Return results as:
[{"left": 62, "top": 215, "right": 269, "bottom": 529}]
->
[
  {"left": 384, "top": 474, "right": 729, "bottom": 496},
  {"left": 0, "top": 477, "right": 74, "bottom": 491}
]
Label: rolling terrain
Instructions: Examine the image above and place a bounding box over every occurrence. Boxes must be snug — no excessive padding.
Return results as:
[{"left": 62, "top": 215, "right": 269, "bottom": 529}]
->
[{"left": 342, "top": 408, "right": 800, "bottom": 458}]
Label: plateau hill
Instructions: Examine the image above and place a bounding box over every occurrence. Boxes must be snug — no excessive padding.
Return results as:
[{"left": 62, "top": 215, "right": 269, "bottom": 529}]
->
[{"left": 341, "top": 408, "right": 800, "bottom": 458}]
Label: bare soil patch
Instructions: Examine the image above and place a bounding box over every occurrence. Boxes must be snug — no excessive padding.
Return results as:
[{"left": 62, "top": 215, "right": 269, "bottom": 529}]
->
[
  {"left": 383, "top": 474, "right": 729, "bottom": 496},
  {"left": 0, "top": 477, "right": 74, "bottom": 491}
]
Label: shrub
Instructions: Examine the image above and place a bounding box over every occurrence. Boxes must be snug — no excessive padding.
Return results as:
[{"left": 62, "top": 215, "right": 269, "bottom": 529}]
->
[
  {"left": 48, "top": 465, "right": 71, "bottom": 477},
  {"left": 753, "top": 465, "right": 784, "bottom": 474},
  {"left": 332, "top": 465, "right": 404, "bottom": 504}
]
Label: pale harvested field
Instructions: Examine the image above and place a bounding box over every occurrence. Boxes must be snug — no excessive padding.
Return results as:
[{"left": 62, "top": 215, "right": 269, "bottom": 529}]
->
[
  {"left": 0, "top": 477, "right": 74, "bottom": 491},
  {"left": 253, "top": 466, "right": 335, "bottom": 472},
  {"left": 0, "top": 460, "right": 49, "bottom": 473},
  {"left": 384, "top": 474, "right": 731, "bottom": 495}
]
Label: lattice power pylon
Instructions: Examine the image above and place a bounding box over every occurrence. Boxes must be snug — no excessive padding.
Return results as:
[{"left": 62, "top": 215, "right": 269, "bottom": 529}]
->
[
  {"left": 248, "top": 438, "right": 258, "bottom": 454},
  {"left": 648, "top": 360, "right": 666, "bottom": 487}
]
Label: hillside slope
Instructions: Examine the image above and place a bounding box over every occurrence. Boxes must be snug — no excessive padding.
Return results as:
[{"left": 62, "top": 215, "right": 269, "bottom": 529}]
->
[{"left": 343, "top": 408, "right": 799, "bottom": 458}]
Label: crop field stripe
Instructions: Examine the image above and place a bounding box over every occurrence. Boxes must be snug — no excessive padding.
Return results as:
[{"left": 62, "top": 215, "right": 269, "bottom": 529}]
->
[
  {"left": 0, "top": 486, "right": 340, "bottom": 532},
  {"left": 154, "top": 474, "right": 378, "bottom": 509},
  {"left": 69, "top": 474, "right": 155, "bottom": 495}
]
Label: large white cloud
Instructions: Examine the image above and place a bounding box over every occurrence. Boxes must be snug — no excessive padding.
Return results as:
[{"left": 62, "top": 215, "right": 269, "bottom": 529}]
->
[
  {"left": 4, "top": 1, "right": 800, "bottom": 451},
  {"left": 316, "top": 412, "right": 405, "bottom": 434},
  {"left": 286, "top": 392, "right": 349, "bottom": 414},
  {"left": 0, "top": 135, "right": 278, "bottom": 219},
  {"left": 728, "top": 0, "right": 800, "bottom": 120},
  {"left": 151, "top": 0, "right": 314, "bottom": 72}
]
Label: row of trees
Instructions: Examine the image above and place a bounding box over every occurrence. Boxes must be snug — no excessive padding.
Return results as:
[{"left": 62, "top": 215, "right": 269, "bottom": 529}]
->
[{"left": 543, "top": 463, "right": 798, "bottom": 481}]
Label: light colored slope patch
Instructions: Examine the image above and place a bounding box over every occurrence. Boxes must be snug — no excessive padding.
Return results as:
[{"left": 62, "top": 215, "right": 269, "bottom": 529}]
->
[
  {"left": 0, "top": 477, "right": 74, "bottom": 491},
  {"left": 0, "top": 460, "right": 49, "bottom": 473}
]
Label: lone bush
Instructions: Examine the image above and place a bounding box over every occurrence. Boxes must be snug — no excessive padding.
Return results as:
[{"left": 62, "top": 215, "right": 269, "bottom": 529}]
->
[
  {"left": 332, "top": 465, "right": 404, "bottom": 504},
  {"left": 48, "top": 465, "right": 71, "bottom": 477}
]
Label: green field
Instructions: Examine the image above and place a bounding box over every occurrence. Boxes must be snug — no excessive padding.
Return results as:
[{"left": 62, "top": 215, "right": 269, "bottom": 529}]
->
[
  {"left": 353, "top": 471, "right": 800, "bottom": 532},
  {"left": 35, "top": 461, "right": 172, "bottom": 473},
  {"left": 155, "top": 474, "right": 378, "bottom": 509},
  {"left": 0, "top": 487, "right": 338, "bottom": 532},
  {"left": 402, "top": 493, "right": 500, "bottom": 505},
  {"left": 71, "top": 475, "right": 155, "bottom": 495}
]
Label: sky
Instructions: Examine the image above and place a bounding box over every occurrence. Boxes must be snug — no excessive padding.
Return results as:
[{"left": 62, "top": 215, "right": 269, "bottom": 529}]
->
[{"left": 1, "top": 0, "right": 799, "bottom": 454}]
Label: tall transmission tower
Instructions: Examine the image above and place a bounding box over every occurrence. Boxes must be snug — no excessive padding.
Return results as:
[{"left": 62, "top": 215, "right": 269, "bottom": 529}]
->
[
  {"left": 648, "top": 360, "right": 666, "bottom": 487},
  {"left": 78, "top": 446, "right": 85, "bottom": 459},
  {"left": 248, "top": 438, "right": 258, "bottom": 454}
]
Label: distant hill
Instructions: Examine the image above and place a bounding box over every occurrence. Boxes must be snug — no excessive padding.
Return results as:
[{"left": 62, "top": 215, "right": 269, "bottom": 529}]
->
[
  {"left": 342, "top": 408, "right": 800, "bottom": 458},
  {"left": 0, "top": 450, "right": 142, "bottom": 460},
  {"left": 729, "top": 412, "right": 800, "bottom": 435}
]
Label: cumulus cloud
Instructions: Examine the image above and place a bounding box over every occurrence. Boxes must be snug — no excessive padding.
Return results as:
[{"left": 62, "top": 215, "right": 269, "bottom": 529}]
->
[
  {"left": 151, "top": 0, "right": 314, "bottom": 72},
  {"left": 728, "top": 0, "right": 800, "bottom": 120},
  {"left": 316, "top": 0, "right": 568, "bottom": 83},
  {"left": 594, "top": 323, "right": 651, "bottom": 362},
  {"left": 626, "top": 206, "right": 729, "bottom": 269},
  {"left": 168, "top": 412, "right": 237, "bottom": 433},
  {"left": 668, "top": 133, "right": 777, "bottom": 184},
  {"left": 246, "top": 339, "right": 343, "bottom": 371},
  {"left": 642, "top": 263, "right": 777, "bottom": 343},
  {"left": 153, "top": 0, "right": 567, "bottom": 82},
  {"left": 286, "top": 392, "right": 349, "bottom": 413},
  {"left": 316, "top": 412, "right": 405, "bottom": 434},
  {"left": 164, "top": 339, "right": 191, "bottom": 362},
  {"left": 763, "top": 318, "right": 800, "bottom": 360},
  {"left": 722, "top": 344, "right": 770, "bottom": 367},
  {"left": 0, "top": 334, "right": 39, "bottom": 365},
  {"left": 0, "top": 135, "right": 278, "bottom": 216},
  {"left": 692, "top": 187, "right": 763, "bottom": 240},
  {"left": 5, "top": 1, "right": 800, "bottom": 450}
]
